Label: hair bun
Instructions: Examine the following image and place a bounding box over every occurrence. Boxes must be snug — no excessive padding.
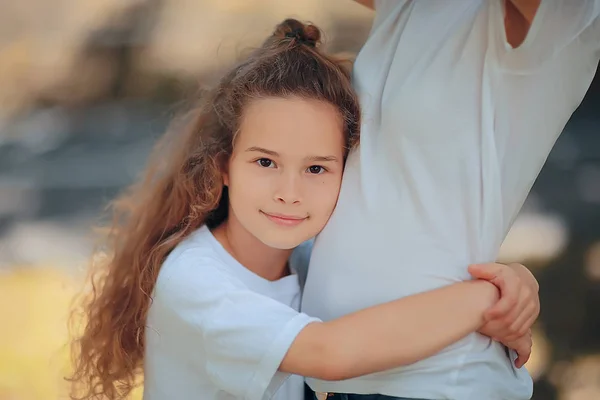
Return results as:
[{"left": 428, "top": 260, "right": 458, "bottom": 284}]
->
[{"left": 274, "top": 18, "right": 321, "bottom": 48}]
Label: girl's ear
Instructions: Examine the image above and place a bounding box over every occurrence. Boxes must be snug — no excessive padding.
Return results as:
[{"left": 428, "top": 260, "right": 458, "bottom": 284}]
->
[
  {"left": 222, "top": 171, "right": 229, "bottom": 187},
  {"left": 220, "top": 156, "right": 229, "bottom": 186}
]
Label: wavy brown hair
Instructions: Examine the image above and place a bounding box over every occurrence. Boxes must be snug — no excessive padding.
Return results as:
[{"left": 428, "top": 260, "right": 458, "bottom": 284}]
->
[{"left": 68, "top": 18, "right": 360, "bottom": 399}]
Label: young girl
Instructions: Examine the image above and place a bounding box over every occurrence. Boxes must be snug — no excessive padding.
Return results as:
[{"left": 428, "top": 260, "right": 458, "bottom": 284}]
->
[{"left": 69, "top": 19, "right": 533, "bottom": 400}]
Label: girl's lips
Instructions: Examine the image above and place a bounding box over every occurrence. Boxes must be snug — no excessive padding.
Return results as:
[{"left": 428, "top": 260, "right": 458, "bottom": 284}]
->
[{"left": 261, "top": 211, "right": 308, "bottom": 227}]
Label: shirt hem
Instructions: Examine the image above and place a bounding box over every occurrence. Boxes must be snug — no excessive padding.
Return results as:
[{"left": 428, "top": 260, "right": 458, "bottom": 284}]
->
[{"left": 305, "top": 379, "right": 529, "bottom": 400}]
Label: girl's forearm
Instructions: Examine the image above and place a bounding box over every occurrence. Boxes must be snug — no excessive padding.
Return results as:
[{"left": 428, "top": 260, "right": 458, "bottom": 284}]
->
[{"left": 281, "top": 280, "right": 498, "bottom": 380}]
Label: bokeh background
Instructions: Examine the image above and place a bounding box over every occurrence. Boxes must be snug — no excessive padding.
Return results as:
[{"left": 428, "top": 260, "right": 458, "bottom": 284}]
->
[{"left": 0, "top": 1, "right": 599, "bottom": 399}]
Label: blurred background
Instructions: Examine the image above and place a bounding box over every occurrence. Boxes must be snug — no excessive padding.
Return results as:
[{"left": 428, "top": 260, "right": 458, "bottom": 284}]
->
[{"left": 0, "top": 1, "right": 598, "bottom": 399}]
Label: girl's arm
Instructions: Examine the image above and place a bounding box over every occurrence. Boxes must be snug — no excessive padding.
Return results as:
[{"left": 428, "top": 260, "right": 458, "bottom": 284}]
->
[
  {"left": 280, "top": 279, "right": 498, "bottom": 380},
  {"left": 161, "top": 254, "right": 500, "bottom": 397}
]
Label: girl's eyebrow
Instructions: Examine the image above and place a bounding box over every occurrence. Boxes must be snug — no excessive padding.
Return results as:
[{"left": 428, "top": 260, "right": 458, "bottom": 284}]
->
[
  {"left": 245, "top": 146, "right": 279, "bottom": 156},
  {"left": 307, "top": 155, "right": 339, "bottom": 162},
  {"left": 246, "top": 146, "right": 339, "bottom": 162}
]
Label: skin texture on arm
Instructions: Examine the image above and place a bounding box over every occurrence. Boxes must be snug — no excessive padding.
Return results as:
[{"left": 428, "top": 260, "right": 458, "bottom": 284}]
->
[{"left": 280, "top": 279, "right": 499, "bottom": 381}]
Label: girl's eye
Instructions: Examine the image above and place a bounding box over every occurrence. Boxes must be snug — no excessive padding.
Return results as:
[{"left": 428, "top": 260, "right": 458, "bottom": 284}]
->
[
  {"left": 307, "top": 165, "right": 325, "bottom": 174},
  {"left": 257, "top": 158, "right": 275, "bottom": 168}
]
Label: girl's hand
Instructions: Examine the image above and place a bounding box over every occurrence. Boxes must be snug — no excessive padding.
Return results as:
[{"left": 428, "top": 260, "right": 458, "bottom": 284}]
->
[
  {"left": 468, "top": 263, "right": 540, "bottom": 343},
  {"left": 500, "top": 329, "right": 533, "bottom": 368}
]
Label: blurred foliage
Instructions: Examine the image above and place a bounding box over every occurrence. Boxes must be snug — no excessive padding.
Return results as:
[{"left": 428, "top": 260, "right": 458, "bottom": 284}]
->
[{"left": 0, "top": 268, "right": 143, "bottom": 399}]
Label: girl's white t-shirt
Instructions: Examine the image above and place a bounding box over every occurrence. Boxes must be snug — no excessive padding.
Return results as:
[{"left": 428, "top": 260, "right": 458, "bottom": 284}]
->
[
  {"left": 302, "top": 1, "right": 600, "bottom": 399},
  {"left": 143, "top": 226, "right": 318, "bottom": 400}
]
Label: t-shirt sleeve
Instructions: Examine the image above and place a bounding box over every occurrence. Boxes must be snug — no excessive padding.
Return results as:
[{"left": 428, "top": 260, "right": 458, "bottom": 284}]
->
[
  {"left": 493, "top": 0, "right": 600, "bottom": 67},
  {"left": 155, "top": 250, "right": 320, "bottom": 400}
]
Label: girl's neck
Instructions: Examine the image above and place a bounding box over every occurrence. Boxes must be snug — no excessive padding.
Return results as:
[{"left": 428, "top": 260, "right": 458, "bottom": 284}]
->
[{"left": 212, "top": 216, "right": 293, "bottom": 282}]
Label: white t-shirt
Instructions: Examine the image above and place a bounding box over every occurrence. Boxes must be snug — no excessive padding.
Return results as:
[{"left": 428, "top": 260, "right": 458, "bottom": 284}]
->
[
  {"left": 302, "top": 1, "right": 600, "bottom": 399},
  {"left": 143, "top": 226, "right": 319, "bottom": 400}
]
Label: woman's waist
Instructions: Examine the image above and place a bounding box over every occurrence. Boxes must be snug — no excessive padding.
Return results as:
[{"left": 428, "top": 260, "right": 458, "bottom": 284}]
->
[{"left": 305, "top": 336, "right": 532, "bottom": 399}]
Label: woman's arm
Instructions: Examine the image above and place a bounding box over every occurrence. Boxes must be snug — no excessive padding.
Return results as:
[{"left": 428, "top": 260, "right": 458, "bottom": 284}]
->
[{"left": 280, "top": 279, "right": 498, "bottom": 380}]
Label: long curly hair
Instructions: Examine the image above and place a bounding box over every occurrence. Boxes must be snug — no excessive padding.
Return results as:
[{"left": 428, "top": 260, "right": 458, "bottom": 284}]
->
[{"left": 68, "top": 18, "right": 360, "bottom": 399}]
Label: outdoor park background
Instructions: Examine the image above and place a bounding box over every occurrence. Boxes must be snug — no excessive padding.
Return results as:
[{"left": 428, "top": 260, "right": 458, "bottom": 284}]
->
[{"left": 0, "top": 1, "right": 599, "bottom": 399}]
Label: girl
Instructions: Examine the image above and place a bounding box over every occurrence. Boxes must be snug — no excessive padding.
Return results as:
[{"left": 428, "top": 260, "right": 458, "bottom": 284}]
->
[{"left": 69, "top": 19, "right": 534, "bottom": 400}]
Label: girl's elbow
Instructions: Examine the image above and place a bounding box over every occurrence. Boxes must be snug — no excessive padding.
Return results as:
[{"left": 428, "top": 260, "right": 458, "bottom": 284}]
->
[
  {"left": 311, "top": 356, "right": 352, "bottom": 381},
  {"left": 312, "top": 344, "right": 363, "bottom": 381}
]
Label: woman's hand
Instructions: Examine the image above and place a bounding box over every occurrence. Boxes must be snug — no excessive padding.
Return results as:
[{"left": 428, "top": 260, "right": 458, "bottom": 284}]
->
[{"left": 468, "top": 262, "right": 540, "bottom": 366}]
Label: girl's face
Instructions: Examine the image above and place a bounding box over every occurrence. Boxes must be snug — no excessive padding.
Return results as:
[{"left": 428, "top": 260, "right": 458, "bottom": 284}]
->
[{"left": 223, "top": 96, "right": 345, "bottom": 249}]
